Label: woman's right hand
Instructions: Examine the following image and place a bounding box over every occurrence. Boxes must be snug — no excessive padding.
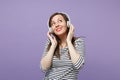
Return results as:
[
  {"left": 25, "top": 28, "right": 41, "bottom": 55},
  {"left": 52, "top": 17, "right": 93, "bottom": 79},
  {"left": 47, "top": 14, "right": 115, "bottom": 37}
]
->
[{"left": 47, "top": 31, "right": 57, "bottom": 47}]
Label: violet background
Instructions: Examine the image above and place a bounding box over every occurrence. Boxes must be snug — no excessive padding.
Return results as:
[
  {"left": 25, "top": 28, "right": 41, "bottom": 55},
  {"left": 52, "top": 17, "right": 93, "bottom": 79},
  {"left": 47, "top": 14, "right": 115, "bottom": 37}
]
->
[{"left": 0, "top": 0, "right": 120, "bottom": 80}]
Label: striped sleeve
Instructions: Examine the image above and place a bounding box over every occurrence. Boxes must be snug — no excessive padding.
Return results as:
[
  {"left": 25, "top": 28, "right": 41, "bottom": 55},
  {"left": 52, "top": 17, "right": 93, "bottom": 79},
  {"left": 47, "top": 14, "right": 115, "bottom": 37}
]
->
[
  {"left": 40, "top": 39, "right": 50, "bottom": 72},
  {"left": 42, "top": 39, "right": 50, "bottom": 57},
  {"left": 73, "top": 38, "right": 85, "bottom": 70}
]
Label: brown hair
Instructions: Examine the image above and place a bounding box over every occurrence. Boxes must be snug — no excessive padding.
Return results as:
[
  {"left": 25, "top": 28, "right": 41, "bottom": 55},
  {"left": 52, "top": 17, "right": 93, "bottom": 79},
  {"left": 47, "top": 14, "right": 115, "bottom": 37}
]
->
[{"left": 47, "top": 12, "right": 77, "bottom": 59}]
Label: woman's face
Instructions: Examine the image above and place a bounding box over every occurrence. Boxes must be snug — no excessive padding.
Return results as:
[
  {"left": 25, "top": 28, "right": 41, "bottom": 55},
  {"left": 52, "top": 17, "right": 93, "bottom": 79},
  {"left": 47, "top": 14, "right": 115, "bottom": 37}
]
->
[{"left": 50, "top": 14, "right": 67, "bottom": 36}]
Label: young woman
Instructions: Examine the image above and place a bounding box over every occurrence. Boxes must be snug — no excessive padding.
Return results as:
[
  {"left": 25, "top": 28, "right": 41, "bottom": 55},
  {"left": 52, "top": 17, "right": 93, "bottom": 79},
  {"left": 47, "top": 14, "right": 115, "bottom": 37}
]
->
[{"left": 40, "top": 12, "right": 85, "bottom": 80}]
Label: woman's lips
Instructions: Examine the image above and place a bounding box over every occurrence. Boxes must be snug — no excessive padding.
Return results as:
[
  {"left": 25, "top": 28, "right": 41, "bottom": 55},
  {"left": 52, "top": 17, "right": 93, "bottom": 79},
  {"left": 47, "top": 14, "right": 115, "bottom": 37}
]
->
[{"left": 56, "top": 27, "right": 62, "bottom": 32}]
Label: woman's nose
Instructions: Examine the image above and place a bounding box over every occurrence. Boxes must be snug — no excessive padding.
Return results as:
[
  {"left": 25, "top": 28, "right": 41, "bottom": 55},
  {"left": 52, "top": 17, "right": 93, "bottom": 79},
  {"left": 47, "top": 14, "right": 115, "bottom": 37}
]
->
[{"left": 55, "top": 23, "right": 59, "bottom": 27}]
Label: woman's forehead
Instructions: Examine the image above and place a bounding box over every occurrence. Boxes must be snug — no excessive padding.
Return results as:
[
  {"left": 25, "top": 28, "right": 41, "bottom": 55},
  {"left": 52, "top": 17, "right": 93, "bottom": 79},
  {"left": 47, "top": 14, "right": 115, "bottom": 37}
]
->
[{"left": 51, "top": 15, "right": 64, "bottom": 21}]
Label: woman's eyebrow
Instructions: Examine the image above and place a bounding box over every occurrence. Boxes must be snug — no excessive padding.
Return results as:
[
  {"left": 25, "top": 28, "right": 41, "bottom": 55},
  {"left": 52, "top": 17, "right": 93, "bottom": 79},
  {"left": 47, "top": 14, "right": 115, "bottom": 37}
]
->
[
  {"left": 58, "top": 17, "right": 63, "bottom": 20},
  {"left": 51, "top": 17, "right": 63, "bottom": 23}
]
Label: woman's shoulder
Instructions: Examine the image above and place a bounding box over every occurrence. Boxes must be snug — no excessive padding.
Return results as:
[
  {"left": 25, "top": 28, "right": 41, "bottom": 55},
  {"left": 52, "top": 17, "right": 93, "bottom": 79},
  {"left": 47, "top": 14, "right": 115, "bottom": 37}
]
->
[
  {"left": 74, "top": 36, "right": 84, "bottom": 43},
  {"left": 74, "top": 36, "right": 85, "bottom": 49}
]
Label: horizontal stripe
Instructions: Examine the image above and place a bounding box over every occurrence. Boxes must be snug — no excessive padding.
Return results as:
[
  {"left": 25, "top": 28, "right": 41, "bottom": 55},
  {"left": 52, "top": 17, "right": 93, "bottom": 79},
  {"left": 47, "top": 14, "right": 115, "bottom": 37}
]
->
[{"left": 41, "top": 38, "right": 85, "bottom": 80}]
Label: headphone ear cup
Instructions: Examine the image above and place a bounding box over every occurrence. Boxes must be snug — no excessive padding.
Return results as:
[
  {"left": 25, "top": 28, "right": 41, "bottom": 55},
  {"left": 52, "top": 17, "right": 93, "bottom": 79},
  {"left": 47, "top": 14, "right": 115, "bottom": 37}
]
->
[
  {"left": 49, "top": 27, "right": 54, "bottom": 33},
  {"left": 67, "top": 21, "right": 70, "bottom": 28}
]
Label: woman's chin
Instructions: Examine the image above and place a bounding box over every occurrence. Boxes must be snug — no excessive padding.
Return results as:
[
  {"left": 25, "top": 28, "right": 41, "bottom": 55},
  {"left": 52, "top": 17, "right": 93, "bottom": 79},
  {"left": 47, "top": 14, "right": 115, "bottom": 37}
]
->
[
  {"left": 55, "top": 32, "right": 67, "bottom": 37},
  {"left": 55, "top": 33, "right": 63, "bottom": 36}
]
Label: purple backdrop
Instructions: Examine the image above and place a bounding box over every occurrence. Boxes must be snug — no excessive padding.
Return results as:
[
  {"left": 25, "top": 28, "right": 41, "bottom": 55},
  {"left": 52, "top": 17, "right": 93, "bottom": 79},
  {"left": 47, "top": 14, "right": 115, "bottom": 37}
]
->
[{"left": 0, "top": 0, "right": 120, "bottom": 80}]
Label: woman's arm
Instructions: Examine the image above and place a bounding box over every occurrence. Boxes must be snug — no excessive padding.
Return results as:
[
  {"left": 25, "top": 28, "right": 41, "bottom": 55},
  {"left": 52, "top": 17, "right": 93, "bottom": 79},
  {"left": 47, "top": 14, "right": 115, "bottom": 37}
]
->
[
  {"left": 67, "top": 41, "right": 80, "bottom": 64},
  {"left": 67, "top": 24, "right": 85, "bottom": 69},
  {"left": 40, "top": 45, "right": 56, "bottom": 71},
  {"left": 40, "top": 31, "right": 57, "bottom": 71},
  {"left": 67, "top": 38, "right": 85, "bottom": 69}
]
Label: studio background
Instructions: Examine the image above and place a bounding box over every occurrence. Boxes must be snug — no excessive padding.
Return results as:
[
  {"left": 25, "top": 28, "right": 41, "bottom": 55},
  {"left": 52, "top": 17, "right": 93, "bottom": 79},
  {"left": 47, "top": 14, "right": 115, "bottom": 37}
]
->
[{"left": 0, "top": 0, "right": 120, "bottom": 80}]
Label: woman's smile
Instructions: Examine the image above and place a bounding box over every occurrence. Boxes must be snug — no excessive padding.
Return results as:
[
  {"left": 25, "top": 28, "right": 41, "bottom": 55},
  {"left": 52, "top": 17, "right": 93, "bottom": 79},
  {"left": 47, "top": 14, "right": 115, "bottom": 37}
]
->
[{"left": 56, "top": 27, "right": 62, "bottom": 32}]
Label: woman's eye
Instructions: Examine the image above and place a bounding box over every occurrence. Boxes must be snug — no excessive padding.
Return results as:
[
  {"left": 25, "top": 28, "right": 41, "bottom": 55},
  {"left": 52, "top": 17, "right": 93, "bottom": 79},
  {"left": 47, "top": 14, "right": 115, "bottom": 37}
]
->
[
  {"left": 51, "top": 23, "right": 55, "bottom": 26},
  {"left": 59, "top": 20, "right": 62, "bottom": 22}
]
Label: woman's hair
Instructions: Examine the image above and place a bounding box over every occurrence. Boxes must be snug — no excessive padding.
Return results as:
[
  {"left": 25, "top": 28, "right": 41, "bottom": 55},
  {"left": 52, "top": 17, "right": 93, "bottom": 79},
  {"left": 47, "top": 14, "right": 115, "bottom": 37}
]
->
[{"left": 47, "top": 12, "right": 77, "bottom": 59}]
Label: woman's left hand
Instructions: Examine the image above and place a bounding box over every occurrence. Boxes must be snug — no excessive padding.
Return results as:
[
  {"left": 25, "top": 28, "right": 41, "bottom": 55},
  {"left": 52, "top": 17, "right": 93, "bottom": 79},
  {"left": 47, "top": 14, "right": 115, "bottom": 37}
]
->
[{"left": 67, "top": 24, "right": 74, "bottom": 43}]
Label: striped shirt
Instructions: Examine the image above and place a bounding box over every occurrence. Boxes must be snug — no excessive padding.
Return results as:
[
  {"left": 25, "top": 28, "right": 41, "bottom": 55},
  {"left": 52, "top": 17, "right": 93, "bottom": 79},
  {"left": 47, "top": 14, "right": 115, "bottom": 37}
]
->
[{"left": 41, "top": 38, "right": 85, "bottom": 80}]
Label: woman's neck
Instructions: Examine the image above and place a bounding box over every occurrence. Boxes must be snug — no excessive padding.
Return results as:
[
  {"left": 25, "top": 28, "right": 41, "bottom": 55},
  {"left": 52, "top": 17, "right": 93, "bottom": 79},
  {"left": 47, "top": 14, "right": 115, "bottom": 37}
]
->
[{"left": 59, "top": 34, "right": 67, "bottom": 48}]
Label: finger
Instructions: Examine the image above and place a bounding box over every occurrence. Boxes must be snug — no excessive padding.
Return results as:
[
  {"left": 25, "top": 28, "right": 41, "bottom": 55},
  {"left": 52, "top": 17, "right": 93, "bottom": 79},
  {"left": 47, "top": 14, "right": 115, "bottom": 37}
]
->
[
  {"left": 47, "top": 31, "right": 50, "bottom": 38},
  {"left": 47, "top": 31, "right": 53, "bottom": 40},
  {"left": 70, "top": 24, "right": 74, "bottom": 37},
  {"left": 71, "top": 24, "right": 74, "bottom": 32},
  {"left": 53, "top": 37, "right": 57, "bottom": 42},
  {"left": 69, "top": 24, "right": 72, "bottom": 33}
]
